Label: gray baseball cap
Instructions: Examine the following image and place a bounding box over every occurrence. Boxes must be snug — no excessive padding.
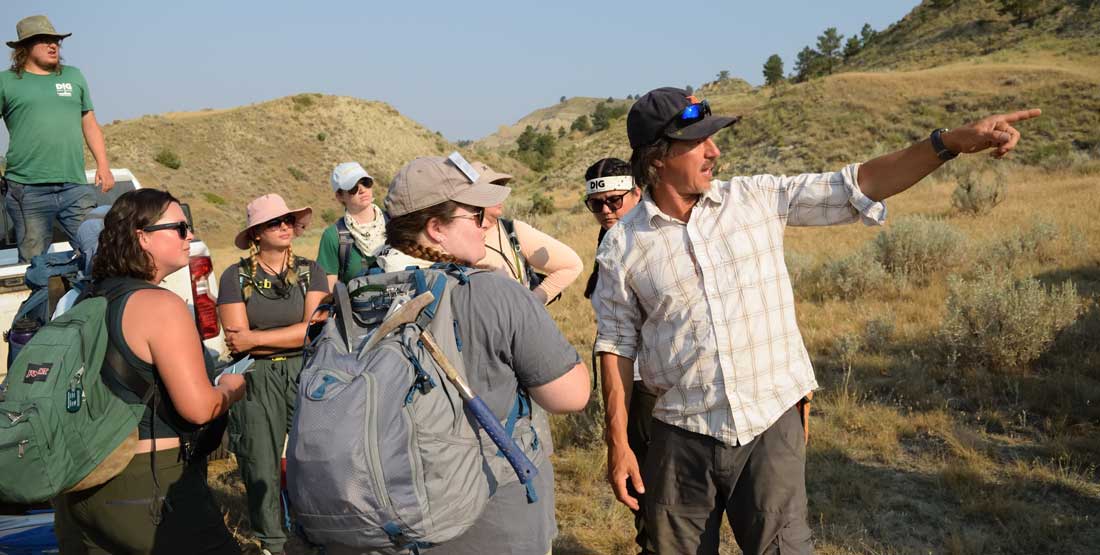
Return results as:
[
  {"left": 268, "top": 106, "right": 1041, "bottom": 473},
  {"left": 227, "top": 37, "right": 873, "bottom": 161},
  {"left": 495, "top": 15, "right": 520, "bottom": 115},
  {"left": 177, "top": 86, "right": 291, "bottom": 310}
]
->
[
  {"left": 331, "top": 162, "right": 373, "bottom": 192},
  {"left": 8, "top": 15, "right": 71, "bottom": 48},
  {"left": 385, "top": 154, "right": 511, "bottom": 217}
]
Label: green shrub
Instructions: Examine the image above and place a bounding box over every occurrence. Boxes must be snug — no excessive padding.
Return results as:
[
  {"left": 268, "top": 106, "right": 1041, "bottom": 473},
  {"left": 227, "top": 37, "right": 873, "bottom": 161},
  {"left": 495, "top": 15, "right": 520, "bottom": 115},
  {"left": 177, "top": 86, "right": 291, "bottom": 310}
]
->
[
  {"left": 808, "top": 247, "right": 889, "bottom": 300},
  {"left": 291, "top": 94, "right": 315, "bottom": 110},
  {"left": 530, "top": 191, "right": 554, "bottom": 215},
  {"left": 784, "top": 250, "right": 816, "bottom": 294},
  {"left": 316, "top": 132, "right": 327, "bottom": 142},
  {"left": 514, "top": 125, "right": 556, "bottom": 171},
  {"left": 287, "top": 166, "right": 307, "bottom": 181},
  {"left": 872, "top": 215, "right": 965, "bottom": 282},
  {"left": 320, "top": 208, "right": 339, "bottom": 223},
  {"left": 202, "top": 192, "right": 226, "bottom": 205},
  {"left": 951, "top": 170, "right": 1005, "bottom": 215},
  {"left": 154, "top": 148, "right": 181, "bottom": 170},
  {"left": 864, "top": 315, "right": 896, "bottom": 347},
  {"left": 976, "top": 219, "right": 1059, "bottom": 269},
  {"left": 939, "top": 275, "right": 1082, "bottom": 370}
]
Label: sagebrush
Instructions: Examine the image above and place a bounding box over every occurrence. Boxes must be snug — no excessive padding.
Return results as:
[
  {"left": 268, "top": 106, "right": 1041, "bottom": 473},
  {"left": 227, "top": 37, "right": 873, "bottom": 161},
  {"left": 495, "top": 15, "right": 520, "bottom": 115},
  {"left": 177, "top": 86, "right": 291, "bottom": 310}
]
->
[{"left": 939, "top": 274, "right": 1082, "bottom": 370}]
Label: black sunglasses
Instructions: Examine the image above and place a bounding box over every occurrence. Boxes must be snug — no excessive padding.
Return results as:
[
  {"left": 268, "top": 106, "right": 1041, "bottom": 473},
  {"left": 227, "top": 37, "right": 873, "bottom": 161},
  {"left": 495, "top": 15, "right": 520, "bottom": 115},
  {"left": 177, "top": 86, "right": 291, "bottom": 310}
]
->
[
  {"left": 342, "top": 179, "right": 374, "bottom": 195},
  {"left": 452, "top": 207, "right": 485, "bottom": 228},
  {"left": 584, "top": 191, "right": 632, "bottom": 213},
  {"left": 263, "top": 214, "right": 296, "bottom": 230},
  {"left": 141, "top": 221, "right": 192, "bottom": 239}
]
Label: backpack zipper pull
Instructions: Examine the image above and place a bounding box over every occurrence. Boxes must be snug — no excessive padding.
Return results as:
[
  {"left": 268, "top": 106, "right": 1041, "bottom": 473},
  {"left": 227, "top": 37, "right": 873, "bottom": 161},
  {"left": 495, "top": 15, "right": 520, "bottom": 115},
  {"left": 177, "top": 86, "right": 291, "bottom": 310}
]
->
[
  {"left": 18, "top": 440, "right": 27, "bottom": 458},
  {"left": 66, "top": 366, "right": 85, "bottom": 413}
]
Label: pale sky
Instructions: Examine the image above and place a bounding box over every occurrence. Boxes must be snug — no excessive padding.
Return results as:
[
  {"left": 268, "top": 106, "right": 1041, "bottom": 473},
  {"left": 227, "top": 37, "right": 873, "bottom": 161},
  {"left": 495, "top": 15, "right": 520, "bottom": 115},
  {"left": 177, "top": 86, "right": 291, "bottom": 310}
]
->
[{"left": 1, "top": 0, "right": 918, "bottom": 149}]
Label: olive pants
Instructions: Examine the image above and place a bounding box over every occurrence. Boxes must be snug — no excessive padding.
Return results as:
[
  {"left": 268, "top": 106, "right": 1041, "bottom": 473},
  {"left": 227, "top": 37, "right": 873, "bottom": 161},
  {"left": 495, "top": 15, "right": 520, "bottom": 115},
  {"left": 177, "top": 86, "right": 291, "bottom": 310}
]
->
[
  {"left": 227, "top": 354, "right": 301, "bottom": 553},
  {"left": 53, "top": 448, "right": 240, "bottom": 555},
  {"left": 642, "top": 407, "right": 812, "bottom": 555}
]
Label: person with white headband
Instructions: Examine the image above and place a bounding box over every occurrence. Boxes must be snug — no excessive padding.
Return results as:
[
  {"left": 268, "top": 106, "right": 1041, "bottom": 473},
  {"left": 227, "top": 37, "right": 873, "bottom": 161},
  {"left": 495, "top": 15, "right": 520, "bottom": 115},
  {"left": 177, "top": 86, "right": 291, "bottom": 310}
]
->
[{"left": 580, "top": 157, "right": 653, "bottom": 554}]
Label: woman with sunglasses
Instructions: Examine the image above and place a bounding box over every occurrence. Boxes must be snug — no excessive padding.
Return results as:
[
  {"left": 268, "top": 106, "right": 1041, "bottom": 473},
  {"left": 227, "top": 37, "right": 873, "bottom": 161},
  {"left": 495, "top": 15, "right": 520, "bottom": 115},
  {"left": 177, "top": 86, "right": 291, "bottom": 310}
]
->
[
  {"left": 472, "top": 161, "right": 583, "bottom": 305},
  {"left": 361, "top": 156, "right": 589, "bottom": 555},
  {"left": 52, "top": 189, "right": 245, "bottom": 554},
  {"left": 316, "top": 162, "right": 387, "bottom": 288},
  {"left": 216, "top": 193, "right": 329, "bottom": 555}
]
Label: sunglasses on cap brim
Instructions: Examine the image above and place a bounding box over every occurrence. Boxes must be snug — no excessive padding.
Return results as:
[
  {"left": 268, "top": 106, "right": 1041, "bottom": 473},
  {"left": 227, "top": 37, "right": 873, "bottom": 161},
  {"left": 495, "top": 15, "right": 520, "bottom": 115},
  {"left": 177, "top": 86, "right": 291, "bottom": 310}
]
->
[{"left": 663, "top": 100, "right": 712, "bottom": 134}]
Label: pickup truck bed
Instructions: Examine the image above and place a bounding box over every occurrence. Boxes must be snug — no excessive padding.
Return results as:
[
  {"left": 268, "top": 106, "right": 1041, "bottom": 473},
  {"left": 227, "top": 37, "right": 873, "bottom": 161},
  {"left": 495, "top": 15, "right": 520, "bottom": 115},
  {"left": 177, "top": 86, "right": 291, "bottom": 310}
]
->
[{"left": 0, "top": 169, "right": 225, "bottom": 383}]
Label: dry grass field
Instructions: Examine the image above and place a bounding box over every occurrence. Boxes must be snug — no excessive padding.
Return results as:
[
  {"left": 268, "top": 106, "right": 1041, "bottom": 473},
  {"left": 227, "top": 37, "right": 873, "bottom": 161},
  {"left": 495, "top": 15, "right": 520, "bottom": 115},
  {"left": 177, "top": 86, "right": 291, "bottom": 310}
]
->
[{"left": 203, "top": 160, "right": 1099, "bottom": 554}]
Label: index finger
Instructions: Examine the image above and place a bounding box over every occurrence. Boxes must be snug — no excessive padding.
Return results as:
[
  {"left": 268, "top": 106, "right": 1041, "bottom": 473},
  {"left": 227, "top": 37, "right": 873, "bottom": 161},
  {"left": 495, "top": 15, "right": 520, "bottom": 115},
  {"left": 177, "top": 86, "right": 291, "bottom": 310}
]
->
[{"left": 1001, "top": 108, "right": 1042, "bottom": 123}]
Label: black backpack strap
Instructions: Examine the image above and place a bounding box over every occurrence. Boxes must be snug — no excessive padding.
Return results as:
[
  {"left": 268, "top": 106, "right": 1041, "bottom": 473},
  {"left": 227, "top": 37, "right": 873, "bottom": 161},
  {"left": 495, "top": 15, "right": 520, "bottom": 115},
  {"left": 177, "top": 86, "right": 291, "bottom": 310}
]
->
[
  {"left": 295, "top": 256, "right": 312, "bottom": 298},
  {"left": 96, "top": 278, "right": 163, "bottom": 403},
  {"left": 335, "top": 218, "right": 353, "bottom": 279}
]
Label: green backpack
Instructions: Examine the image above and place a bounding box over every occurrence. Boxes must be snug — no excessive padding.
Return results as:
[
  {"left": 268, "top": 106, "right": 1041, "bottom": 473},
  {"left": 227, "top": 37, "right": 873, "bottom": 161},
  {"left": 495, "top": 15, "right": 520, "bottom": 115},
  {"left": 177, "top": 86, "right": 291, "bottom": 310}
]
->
[{"left": 0, "top": 281, "right": 156, "bottom": 504}]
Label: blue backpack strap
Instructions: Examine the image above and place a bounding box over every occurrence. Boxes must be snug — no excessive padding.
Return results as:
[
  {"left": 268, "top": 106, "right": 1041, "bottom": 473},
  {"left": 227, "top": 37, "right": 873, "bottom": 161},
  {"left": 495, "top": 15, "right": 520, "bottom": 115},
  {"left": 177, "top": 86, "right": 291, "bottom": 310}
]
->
[{"left": 498, "top": 388, "right": 539, "bottom": 503}]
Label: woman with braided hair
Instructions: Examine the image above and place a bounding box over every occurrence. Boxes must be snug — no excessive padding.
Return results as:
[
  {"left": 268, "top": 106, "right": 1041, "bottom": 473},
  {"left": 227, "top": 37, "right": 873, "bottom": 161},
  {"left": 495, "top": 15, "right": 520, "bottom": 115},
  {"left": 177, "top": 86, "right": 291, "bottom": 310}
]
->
[
  {"left": 216, "top": 194, "right": 329, "bottom": 555},
  {"left": 360, "top": 155, "right": 590, "bottom": 555}
]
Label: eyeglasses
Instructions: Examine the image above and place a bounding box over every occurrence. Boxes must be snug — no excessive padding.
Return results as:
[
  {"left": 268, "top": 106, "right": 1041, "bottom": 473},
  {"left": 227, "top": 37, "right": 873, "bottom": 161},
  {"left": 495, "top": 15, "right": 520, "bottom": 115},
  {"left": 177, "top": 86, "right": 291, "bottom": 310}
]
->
[
  {"left": 451, "top": 207, "right": 485, "bottom": 228},
  {"left": 141, "top": 221, "right": 192, "bottom": 239},
  {"left": 584, "top": 191, "right": 633, "bottom": 213},
  {"left": 263, "top": 215, "right": 296, "bottom": 230}
]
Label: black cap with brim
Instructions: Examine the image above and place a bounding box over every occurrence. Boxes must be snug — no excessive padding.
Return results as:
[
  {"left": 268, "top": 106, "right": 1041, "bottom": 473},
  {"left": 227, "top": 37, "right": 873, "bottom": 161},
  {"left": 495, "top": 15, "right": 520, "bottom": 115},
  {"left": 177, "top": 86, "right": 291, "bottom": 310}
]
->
[
  {"left": 665, "top": 115, "right": 742, "bottom": 143},
  {"left": 627, "top": 86, "right": 741, "bottom": 149}
]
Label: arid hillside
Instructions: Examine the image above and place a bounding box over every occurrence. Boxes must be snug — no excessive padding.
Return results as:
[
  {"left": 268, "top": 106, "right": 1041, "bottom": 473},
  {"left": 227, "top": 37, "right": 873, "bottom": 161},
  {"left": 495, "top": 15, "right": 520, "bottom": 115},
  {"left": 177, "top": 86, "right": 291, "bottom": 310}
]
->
[{"left": 97, "top": 93, "right": 528, "bottom": 245}]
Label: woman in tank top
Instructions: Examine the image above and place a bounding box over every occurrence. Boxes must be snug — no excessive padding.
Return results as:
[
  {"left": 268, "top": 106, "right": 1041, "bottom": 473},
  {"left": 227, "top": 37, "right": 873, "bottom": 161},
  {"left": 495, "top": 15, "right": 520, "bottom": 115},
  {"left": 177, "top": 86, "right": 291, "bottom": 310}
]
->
[{"left": 52, "top": 188, "right": 246, "bottom": 555}]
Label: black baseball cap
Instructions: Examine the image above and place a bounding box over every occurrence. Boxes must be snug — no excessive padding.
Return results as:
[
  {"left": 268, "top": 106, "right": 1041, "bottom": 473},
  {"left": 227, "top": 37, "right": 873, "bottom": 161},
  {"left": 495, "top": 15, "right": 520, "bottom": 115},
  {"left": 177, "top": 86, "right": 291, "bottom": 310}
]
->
[{"left": 626, "top": 87, "right": 741, "bottom": 149}]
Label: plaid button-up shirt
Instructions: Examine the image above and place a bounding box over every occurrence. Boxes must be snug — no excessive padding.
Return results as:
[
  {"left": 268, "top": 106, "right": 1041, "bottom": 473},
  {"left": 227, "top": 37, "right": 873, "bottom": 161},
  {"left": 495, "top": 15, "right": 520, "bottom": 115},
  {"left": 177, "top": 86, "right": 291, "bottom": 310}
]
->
[{"left": 592, "top": 164, "right": 886, "bottom": 445}]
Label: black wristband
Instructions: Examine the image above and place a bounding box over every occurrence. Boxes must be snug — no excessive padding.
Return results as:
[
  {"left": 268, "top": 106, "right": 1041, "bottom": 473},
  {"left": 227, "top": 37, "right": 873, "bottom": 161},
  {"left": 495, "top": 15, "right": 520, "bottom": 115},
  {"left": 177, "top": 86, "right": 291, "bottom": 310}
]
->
[{"left": 930, "top": 128, "right": 958, "bottom": 161}]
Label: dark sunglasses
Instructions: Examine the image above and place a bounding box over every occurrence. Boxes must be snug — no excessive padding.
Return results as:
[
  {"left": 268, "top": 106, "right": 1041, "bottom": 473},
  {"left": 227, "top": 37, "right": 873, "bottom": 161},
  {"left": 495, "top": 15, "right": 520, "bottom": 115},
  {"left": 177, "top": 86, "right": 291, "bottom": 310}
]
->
[
  {"left": 263, "top": 214, "right": 296, "bottom": 230},
  {"left": 141, "top": 221, "right": 192, "bottom": 239},
  {"left": 342, "top": 180, "right": 374, "bottom": 195},
  {"left": 451, "top": 207, "right": 485, "bottom": 228},
  {"left": 584, "top": 191, "right": 633, "bottom": 213}
]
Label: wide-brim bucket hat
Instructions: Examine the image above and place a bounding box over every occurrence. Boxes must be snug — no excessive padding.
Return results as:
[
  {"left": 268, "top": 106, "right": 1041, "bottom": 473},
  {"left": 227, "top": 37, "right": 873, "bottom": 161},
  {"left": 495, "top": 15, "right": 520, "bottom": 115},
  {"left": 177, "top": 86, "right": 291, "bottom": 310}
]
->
[
  {"left": 234, "top": 194, "right": 313, "bottom": 249},
  {"left": 7, "top": 15, "right": 71, "bottom": 48}
]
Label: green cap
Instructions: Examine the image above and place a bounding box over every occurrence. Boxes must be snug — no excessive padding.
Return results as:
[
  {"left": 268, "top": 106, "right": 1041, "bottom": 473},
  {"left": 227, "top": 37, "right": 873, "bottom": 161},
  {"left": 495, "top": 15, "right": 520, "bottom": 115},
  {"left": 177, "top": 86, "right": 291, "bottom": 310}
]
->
[{"left": 7, "top": 15, "right": 71, "bottom": 48}]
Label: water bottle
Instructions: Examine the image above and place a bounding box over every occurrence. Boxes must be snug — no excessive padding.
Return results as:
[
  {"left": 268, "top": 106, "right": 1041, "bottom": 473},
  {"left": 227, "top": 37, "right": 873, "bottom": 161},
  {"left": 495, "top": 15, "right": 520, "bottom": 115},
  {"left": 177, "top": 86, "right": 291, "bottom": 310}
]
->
[{"left": 5, "top": 317, "right": 40, "bottom": 368}]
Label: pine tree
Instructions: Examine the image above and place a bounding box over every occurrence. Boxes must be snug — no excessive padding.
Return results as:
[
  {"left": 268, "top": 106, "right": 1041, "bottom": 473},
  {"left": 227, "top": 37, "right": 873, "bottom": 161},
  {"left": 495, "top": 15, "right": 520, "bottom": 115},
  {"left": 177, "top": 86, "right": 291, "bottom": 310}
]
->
[
  {"left": 763, "top": 54, "right": 784, "bottom": 86},
  {"left": 860, "top": 23, "right": 877, "bottom": 46},
  {"left": 816, "top": 27, "right": 843, "bottom": 74},
  {"left": 843, "top": 36, "right": 862, "bottom": 60}
]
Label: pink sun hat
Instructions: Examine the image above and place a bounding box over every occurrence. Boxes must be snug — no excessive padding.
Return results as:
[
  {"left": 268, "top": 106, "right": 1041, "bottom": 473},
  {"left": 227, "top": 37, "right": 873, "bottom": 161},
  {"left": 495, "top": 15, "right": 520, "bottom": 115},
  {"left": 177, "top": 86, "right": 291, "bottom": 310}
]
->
[{"left": 234, "top": 194, "right": 313, "bottom": 249}]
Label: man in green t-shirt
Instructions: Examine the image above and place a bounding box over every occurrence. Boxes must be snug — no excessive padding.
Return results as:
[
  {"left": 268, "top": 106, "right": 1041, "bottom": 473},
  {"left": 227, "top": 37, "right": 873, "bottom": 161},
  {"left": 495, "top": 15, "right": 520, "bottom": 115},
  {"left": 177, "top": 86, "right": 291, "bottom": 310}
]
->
[
  {"left": 1, "top": 15, "right": 113, "bottom": 262},
  {"left": 316, "top": 162, "right": 386, "bottom": 287}
]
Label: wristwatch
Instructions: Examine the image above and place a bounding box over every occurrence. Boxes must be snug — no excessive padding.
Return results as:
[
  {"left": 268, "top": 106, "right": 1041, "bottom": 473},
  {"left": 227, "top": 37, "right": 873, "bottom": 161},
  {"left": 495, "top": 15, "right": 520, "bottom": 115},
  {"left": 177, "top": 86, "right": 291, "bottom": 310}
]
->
[{"left": 930, "top": 128, "right": 959, "bottom": 161}]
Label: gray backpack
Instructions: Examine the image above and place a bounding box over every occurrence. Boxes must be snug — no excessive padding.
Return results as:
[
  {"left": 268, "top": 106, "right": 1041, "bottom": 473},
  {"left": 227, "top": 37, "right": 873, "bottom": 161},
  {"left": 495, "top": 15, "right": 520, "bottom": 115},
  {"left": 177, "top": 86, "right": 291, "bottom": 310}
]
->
[{"left": 286, "top": 266, "right": 545, "bottom": 553}]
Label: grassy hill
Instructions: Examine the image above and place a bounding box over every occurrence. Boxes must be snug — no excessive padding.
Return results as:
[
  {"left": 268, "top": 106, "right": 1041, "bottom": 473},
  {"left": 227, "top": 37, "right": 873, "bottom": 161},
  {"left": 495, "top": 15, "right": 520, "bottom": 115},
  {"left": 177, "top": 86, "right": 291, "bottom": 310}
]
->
[
  {"left": 475, "top": 97, "right": 633, "bottom": 150},
  {"left": 97, "top": 93, "right": 529, "bottom": 246},
  {"left": 844, "top": 0, "right": 1100, "bottom": 71},
  {"left": 476, "top": 1, "right": 1099, "bottom": 201}
]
